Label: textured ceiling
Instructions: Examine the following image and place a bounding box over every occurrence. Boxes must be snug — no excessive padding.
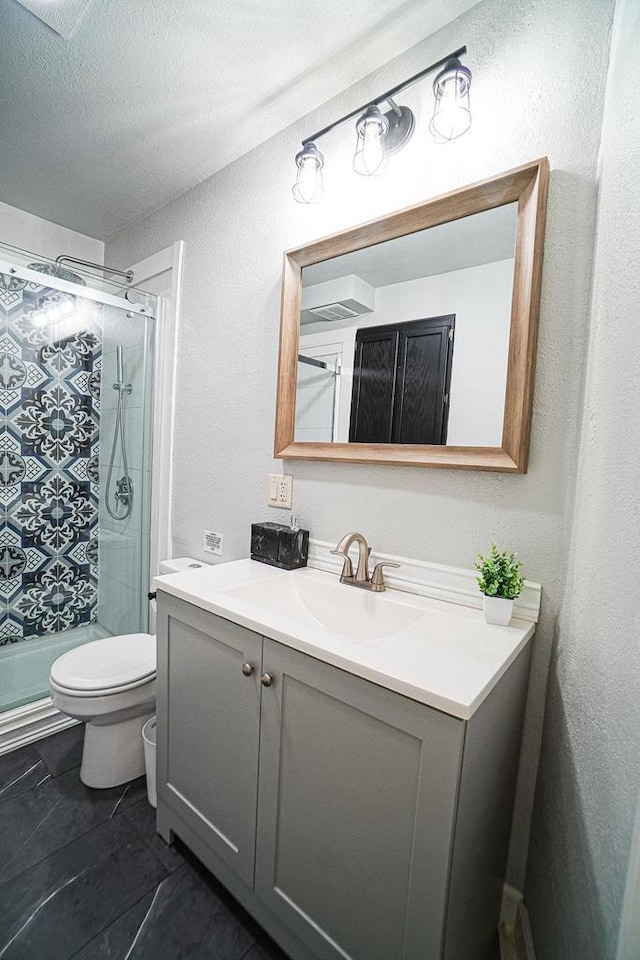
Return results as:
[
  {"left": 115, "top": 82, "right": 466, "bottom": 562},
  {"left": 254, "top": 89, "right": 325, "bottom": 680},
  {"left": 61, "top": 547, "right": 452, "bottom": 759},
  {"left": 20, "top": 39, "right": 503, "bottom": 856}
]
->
[{"left": 1, "top": 0, "right": 482, "bottom": 240}]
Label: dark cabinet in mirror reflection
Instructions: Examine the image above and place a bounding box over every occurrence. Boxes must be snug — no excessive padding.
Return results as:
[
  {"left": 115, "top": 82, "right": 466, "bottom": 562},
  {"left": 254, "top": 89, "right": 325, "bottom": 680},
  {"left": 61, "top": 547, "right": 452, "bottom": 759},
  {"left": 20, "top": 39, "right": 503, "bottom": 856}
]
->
[{"left": 349, "top": 315, "right": 454, "bottom": 445}]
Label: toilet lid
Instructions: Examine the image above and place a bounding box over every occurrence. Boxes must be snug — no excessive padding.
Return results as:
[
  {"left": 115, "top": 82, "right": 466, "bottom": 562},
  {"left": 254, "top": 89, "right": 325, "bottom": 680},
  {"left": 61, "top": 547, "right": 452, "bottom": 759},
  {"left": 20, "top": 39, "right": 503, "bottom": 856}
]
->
[{"left": 50, "top": 634, "right": 156, "bottom": 692}]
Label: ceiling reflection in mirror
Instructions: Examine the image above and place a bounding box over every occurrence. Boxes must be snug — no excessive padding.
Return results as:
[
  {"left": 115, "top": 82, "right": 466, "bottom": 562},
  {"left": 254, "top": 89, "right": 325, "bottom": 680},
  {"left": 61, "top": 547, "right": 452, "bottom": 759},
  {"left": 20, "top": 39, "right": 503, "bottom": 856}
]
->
[{"left": 294, "top": 203, "right": 517, "bottom": 447}]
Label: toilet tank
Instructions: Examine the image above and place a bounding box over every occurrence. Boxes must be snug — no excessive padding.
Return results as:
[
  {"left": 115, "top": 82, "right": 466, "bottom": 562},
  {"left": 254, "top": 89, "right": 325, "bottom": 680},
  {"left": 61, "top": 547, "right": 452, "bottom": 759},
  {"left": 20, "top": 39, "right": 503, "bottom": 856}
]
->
[
  {"left": 158, "top": 557, "right": 207, "bottom": 575},
  {"left": 151, "top": 559, "right": 208, "bottom": 634}
]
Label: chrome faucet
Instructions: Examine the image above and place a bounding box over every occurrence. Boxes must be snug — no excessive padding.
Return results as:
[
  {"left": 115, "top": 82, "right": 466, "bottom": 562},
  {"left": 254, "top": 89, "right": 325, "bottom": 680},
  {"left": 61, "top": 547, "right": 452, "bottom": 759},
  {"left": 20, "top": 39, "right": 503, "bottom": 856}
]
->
[{"left": 331, "top": 532, "right": 400, "bottom": 592}]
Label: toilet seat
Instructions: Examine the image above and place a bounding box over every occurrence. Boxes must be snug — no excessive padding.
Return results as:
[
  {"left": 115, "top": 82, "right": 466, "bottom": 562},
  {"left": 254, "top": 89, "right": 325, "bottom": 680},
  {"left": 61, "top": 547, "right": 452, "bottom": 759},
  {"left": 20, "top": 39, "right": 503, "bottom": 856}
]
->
[{"left": 50, "top": 633, "right": 156, "bottom": 697}]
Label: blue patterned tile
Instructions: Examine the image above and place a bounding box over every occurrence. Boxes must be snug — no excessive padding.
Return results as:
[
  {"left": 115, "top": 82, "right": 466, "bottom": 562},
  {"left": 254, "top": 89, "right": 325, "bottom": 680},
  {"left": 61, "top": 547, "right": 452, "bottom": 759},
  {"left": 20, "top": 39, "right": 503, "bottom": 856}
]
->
[
  {"left": 0, "top": 522, "right": 51, "bottom": 610},
  {"left": 0, "top": 282, "right": 101, "bottom": 642},
  {"left": 40, "top": 328, "right": 100, "bottom": 377},
  {"left": 0, "top": 275, "right": 28, "bottom": 312},
  {"left": 0, "top": 429, "right": 46, "bottom": 510},
  {"left": 0, "top": 540, "right": 27, "bottom": 581},
  {"left": 17, "top": 552, "right": 97, "bottom": 638},
  {"left": 66, "top": 536, "right": 99, "bottom": 576},
  {"left": 0, "top": 613, "right": 22, "bottom": 645},
  {"left": 14, "top": 384, "right": 97, "bottom": 466},
  {"left": 16, "top": 476, "right": 95, "bottom": 551}
]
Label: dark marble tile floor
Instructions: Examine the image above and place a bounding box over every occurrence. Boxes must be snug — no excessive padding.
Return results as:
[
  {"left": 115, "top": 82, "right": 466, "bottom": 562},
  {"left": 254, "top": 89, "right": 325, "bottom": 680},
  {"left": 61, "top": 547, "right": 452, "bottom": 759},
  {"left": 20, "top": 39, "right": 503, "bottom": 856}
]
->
[{"left": 0, "top": 725, "right": 291, "bottom": 960}]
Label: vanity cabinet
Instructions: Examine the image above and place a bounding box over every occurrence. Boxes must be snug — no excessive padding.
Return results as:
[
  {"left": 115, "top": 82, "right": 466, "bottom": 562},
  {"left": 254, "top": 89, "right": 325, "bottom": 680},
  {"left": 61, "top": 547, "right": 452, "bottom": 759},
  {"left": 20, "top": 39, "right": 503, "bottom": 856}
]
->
[
  {"left": 255, "top": 637, "right": 462, "bottom": 960},
  {"left": 156, "top": 599, "right": 262, "bottom": 886},
  {"left": 156, "top": 593, "right": 531, "bottom": 960}
]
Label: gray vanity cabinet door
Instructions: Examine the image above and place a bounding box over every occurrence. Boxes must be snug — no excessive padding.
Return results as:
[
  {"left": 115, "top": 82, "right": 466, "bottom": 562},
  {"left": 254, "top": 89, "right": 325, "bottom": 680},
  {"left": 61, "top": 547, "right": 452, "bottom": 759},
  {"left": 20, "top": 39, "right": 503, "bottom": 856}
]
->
[
  {"left": 156, "top": 596, "right": 262, "bottom": 888},
  {"left": 255, "top": 638, "right": 465, "bottom": 960}
]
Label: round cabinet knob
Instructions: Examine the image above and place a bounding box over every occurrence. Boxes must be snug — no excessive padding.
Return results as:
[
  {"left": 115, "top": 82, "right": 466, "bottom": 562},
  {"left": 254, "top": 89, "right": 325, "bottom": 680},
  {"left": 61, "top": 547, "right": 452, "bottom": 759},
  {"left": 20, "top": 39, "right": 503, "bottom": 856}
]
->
[
  {"left": 241, "top": 662, "right": 254, "bottom": 677},
  {"left": 261, "top": 673, "right": 273, "bottom": 688}
]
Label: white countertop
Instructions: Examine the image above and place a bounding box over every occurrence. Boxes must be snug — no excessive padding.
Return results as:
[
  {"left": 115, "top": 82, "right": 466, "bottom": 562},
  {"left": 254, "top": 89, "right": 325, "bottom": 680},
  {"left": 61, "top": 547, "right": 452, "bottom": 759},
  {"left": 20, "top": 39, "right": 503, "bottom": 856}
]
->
[{"left": 154, "top": 559, "right": 535, "bottom": 720}]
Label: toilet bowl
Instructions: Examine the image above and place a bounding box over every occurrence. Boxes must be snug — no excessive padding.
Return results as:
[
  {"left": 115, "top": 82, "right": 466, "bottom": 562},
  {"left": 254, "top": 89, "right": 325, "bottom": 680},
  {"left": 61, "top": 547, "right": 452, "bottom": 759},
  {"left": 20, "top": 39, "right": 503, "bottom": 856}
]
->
[{"left": 49, "top": 633, "right": 156, "bottom": 789}]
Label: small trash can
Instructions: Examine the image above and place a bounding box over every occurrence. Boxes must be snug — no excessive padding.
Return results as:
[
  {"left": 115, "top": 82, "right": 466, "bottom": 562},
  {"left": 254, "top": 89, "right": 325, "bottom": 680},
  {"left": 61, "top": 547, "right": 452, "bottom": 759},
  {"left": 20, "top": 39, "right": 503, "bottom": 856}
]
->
[{"left": 142, "top": 715, "right": 157, "bottom": 808}]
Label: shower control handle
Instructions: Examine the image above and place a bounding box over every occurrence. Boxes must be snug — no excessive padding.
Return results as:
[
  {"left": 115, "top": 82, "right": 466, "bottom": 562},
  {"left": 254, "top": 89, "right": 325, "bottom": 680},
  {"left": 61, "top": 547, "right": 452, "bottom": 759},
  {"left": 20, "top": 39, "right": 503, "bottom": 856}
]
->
[{"left": 241, "top": 662, "right": 254, "bottom": 677}]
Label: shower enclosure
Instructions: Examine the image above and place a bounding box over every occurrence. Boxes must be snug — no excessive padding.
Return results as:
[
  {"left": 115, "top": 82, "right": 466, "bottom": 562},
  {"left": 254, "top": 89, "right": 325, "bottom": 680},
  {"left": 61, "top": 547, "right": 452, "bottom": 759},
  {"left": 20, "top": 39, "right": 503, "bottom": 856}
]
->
[{"left": 0, "top": 243, "right": 155, "bottom": 715}]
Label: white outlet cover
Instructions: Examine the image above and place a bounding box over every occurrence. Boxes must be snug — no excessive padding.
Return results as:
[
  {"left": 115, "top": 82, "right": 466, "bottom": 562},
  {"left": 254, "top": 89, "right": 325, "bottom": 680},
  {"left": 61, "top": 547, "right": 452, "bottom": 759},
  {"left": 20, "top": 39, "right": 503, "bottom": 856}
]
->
[{"left": 268, "top": 473, "right": 293, "bottom": 509}]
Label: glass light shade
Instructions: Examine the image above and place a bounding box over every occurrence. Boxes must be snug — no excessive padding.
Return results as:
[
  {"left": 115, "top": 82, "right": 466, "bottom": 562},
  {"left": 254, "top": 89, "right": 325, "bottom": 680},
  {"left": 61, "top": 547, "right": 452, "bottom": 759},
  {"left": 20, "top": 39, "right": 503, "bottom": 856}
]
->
[
  {"left": 292, "top": 142, "right": 325, "bottom": 204},
  {"left": 353, "top": 105, "right": 389, "bottom": 176},
  {"left": 429, "top": 59, "right": 472, "bottom": 142}
]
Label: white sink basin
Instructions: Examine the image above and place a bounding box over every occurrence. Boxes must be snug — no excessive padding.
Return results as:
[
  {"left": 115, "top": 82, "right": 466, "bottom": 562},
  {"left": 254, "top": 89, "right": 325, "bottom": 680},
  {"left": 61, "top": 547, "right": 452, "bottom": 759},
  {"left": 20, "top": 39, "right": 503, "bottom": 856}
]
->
[
  {"left": 154, "top": 558, "right": 535, "bottom": 719},
  {"left": 222, "top": 571, "right": 426, "bottom": 642}
]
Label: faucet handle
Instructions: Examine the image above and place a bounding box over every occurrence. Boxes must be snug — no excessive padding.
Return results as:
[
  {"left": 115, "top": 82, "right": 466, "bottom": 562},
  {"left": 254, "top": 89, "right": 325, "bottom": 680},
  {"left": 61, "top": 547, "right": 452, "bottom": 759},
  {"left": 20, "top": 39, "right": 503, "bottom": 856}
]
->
[
  {"left": 330, "top": 549, "right": 353, "bottom": 580},
  {"left": 370, "top": 561, "right": 400, "bottom": 590}
]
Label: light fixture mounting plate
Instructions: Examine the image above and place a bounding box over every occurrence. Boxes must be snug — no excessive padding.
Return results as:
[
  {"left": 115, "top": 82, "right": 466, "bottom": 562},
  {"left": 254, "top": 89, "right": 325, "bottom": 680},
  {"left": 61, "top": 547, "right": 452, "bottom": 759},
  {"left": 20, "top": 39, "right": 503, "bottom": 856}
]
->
[{"left": 382, "top": 105, "right": 415, "bottom": 154}]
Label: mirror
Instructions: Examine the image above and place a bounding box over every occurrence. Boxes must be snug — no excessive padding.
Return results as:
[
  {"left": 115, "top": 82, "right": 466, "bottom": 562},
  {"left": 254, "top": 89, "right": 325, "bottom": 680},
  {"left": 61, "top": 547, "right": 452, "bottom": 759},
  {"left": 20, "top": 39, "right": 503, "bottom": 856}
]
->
[{"left": 275, "top": 159, "right": 549, "bottom": 472}]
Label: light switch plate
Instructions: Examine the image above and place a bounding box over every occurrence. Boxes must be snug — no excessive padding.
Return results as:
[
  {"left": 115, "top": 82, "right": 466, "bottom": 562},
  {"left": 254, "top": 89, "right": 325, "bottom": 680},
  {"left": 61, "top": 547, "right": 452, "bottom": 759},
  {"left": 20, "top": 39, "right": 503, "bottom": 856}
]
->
[{"left": 268, "top": 473, "right": 293, "bottom": 509}]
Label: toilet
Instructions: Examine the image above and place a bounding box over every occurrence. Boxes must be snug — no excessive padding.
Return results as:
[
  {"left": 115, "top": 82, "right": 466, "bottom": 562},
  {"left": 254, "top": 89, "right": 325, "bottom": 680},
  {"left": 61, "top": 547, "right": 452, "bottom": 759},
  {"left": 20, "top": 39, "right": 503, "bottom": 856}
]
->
[
  {"left": 49, "top": 633, "right": 156, "bottom": 788},
  {"left": 48, "top": 558, "right": 205, "bottom": 789}
]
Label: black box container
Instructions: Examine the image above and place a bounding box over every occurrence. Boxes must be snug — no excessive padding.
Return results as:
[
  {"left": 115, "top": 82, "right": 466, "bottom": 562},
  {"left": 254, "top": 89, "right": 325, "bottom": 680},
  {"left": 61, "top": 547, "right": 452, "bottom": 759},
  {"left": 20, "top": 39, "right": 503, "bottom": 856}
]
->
[{"left": 251, "top": 522, "right": 308, "bottom": 570}]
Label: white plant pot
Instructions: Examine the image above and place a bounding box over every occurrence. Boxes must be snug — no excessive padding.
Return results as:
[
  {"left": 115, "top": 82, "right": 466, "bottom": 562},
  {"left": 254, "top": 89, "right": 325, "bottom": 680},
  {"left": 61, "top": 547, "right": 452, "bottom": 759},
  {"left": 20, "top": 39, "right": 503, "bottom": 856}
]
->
[{"left": 483, "top": 596, "right": 515, "bottom": 626}]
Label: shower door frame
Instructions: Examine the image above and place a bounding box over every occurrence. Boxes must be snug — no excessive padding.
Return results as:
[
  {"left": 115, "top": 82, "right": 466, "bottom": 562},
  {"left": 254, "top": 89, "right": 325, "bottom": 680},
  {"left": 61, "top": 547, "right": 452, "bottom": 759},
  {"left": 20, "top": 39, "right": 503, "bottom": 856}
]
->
[
  {"left": 125, "top": 241, "right": 183, "bottom": 609},
  {"left": 0, "top": 256, "right": 158, "bottom": 754}
]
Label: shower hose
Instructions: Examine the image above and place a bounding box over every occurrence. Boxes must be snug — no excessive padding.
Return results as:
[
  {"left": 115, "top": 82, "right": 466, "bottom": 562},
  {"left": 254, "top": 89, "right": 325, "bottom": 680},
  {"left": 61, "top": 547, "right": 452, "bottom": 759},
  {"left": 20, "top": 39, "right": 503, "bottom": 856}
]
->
[{"left": 105, "top": 345, "right": 133, "bottom": 521}]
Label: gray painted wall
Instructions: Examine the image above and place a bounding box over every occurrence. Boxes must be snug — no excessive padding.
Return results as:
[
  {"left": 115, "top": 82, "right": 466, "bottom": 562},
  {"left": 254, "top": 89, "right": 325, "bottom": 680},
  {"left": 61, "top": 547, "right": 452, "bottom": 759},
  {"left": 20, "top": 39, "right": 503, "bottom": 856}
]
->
[
  {"left": 106, "top": 0, "right": 621, "bottom": 935},
  {"left": 526, "top": 1, "right": 640, "bottom": 957}
]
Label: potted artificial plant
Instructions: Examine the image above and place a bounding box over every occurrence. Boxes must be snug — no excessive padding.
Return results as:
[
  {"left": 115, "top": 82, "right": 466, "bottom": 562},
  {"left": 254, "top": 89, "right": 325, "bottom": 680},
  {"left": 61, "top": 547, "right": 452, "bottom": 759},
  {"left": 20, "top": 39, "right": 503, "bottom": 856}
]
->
[{"left": 475, "top": 543, "right": 525, "bottom": 626}]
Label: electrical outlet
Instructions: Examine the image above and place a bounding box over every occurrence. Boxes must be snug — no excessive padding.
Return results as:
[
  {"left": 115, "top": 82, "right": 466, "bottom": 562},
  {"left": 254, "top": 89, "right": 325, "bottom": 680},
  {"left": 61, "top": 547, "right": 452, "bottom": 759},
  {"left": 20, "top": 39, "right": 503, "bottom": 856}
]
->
[
  {"left": 203, "top": 530, "right": 223, "bottom": 555},
  {"left": 268, "top": 473, "right": 293, "bottom": 509}
]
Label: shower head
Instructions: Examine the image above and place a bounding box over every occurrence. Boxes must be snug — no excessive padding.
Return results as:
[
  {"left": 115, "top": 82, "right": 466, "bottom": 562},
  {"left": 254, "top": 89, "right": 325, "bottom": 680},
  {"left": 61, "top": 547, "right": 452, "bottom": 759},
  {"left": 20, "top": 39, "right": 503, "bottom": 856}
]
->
[
  {"left": 27, "top": 262, "right": 86, "bottom": 286},
  {"left": 116, "top": 345, "right": 124, "bottom": 385}
]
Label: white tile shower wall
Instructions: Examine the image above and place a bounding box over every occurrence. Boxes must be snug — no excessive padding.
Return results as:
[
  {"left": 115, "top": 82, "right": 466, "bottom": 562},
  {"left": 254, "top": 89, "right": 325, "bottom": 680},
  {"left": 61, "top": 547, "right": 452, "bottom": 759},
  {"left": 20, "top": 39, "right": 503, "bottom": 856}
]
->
[{"left": 106, "top": 0, "right": 616, "bottom": 898}]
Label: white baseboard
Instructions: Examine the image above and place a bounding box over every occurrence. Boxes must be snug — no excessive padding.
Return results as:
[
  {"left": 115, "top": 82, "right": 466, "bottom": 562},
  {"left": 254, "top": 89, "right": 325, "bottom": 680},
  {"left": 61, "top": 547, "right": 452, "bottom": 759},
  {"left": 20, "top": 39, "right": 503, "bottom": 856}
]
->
[
  {"left": 0, "top": 697, "right": 77, "bottom": 756},
  {"left": 518, "top": 900, "right": 537, "bottom": 960},
  {"left": 500, "top": 883, "right": 523, "bottom": 939},
  {"left": 500, "top": 884, "right": 537, "bottom": 960}
]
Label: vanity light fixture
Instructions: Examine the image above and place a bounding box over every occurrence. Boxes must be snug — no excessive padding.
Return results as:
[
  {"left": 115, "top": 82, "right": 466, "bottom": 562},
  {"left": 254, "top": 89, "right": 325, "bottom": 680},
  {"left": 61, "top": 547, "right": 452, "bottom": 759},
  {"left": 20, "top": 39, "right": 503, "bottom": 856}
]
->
[
  {"left": 292, "top": 142, "right": 325, "bottom": 204},
  {"left": 429, "top": 58, "right": 472, "bottom": 142},
  {"left": 352, "top": 105, "right": 389, "bottom": 176},
  {"left": 293, "top": 46, "right": 471, "bottom": 202}
]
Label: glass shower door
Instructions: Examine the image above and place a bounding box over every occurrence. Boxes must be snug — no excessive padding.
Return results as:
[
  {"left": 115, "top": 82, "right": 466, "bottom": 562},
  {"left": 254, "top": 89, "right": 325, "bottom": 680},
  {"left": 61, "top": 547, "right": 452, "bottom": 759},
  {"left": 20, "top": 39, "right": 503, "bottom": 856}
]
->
[
  {"left": 97, "top": 303, "right": 154, "bottom": 638},
  {"left": 0, "top": 262, "right": 154, "bottom": 712}
]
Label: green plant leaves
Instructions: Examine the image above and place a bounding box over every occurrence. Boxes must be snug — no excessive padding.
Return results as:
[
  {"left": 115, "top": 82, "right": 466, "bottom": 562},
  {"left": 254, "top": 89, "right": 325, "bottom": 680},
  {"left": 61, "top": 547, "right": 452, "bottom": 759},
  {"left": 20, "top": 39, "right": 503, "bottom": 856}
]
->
[{"left": 474, "top": 542, "right": 525, "bottom": 600}]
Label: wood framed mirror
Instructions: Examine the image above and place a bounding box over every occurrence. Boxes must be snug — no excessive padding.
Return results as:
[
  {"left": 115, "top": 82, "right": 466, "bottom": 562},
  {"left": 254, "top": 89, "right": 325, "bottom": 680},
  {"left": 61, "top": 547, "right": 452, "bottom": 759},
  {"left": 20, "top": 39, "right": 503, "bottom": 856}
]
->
[{"left": 274, "top": 158, "right": 549, "bottom": 472}]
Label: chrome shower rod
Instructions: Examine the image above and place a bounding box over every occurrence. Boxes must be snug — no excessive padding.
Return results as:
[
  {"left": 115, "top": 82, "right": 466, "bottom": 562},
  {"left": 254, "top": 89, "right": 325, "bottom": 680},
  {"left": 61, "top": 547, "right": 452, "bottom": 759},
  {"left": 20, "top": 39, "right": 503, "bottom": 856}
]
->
[{"left": 55, "top": 255, "right": 133, "bottom": 283}]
